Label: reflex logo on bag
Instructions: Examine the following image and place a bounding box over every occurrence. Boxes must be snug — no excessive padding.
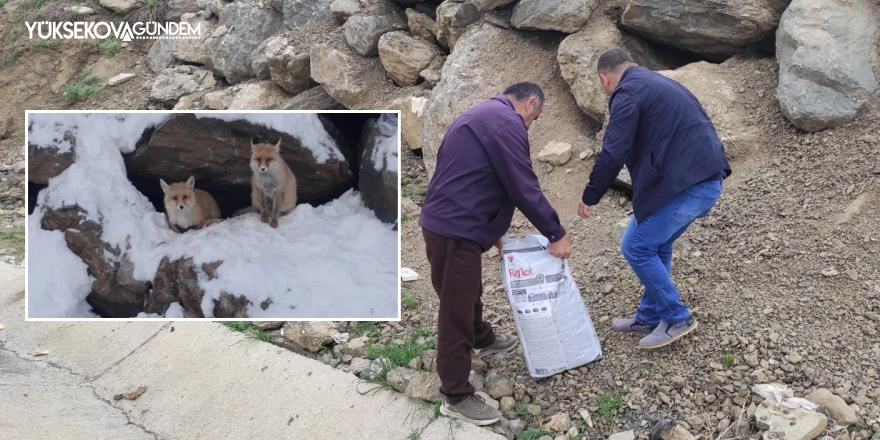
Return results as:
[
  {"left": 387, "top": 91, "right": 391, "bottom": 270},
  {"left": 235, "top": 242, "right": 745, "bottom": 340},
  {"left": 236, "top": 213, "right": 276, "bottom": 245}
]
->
[
  {"left": 25, "top": 21, "right": 202, "bottom": 42},
  {"left": 507, "top": 267, "right": 534, "bottom": 279}
]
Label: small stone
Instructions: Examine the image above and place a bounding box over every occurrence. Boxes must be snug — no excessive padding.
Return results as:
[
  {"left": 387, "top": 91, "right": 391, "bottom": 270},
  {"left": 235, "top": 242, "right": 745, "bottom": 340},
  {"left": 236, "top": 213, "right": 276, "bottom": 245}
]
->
[
  {"left": 608, "top": 430, "right": 635, "bottom": 440},
  {"left": 527, "top": 404, "right": 542, "bottom": 416},
  {"left": 342, "top": 337, "right": 367, "bottom": 358},
  {"left": 402, "top": 197, "right": 421, "bottom": 218},
  {"left": 844, "top": 269, "right": 859, "bottom": 280},
  {"left": 252, "top": 321, "right": 283, "bottom": 331},
  {"left": 754, "top": 400, "right": 827, "bottom": 440},
  {"left": 401, "top": 267, "right": 419, "bottom": 282},
  {"left": 349, "top": 357, "right": 371, "bottom": 375},
  {"left": 785, "top": 352, "right": 803, "bottom": 364},
  {"left": 501, "top": 396, "right": 516, "bottom": 411},
  {"left": 821, "top": 268, "right": 839, "bottom": 277},
  {"left": 544, "top": 412, "right": 572, "bottom": 433},
  {"left": 387, "top": 367, "right": 420, "bottom": 392},
  {"left": 65, "top": 5, "right": 96, "bottom": 15},
  {"left": 403, "top": 372, "right": 442, "bottom": 401},
  {"left": 486, "top": 376, "right": 514, "bottom": 399},
  {"left": 806, "top": 388, "right": 859, "bottom": 425},
  {"left": 107, "top": 73, "right": 136, "bottom": 86},
  {"left": 536, "top": 141, "right": 572, "bottom": 165},
  {"left": 476, "top": 391, "right": 500, "bottom": 409}
]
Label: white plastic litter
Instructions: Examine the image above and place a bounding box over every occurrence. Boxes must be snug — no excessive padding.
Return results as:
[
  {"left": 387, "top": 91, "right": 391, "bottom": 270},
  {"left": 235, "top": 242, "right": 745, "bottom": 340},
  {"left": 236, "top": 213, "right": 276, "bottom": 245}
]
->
[
  {"left": 400, "top": 267, "right": 419, "bottom": 282},
  {"left": 500, "top": 235, "right": 603, "bottom": 378},
  {"left": 752, "top": 383, "right": 819, "bottom": 411}
]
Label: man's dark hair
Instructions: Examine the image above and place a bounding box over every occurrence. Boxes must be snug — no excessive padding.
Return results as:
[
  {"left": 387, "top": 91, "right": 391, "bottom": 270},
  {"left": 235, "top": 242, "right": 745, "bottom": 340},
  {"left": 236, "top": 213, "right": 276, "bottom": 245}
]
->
[
  {"left": 596, "top": 47, "right": 634, "bottom": 73},
  {"left": 503, "top": 82, "right": 544, "bottom": 106}
]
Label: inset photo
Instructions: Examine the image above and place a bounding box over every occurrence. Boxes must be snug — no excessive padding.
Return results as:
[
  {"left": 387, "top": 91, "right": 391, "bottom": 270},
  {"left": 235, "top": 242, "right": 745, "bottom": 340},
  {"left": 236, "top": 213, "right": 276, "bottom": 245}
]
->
[{"left": 26, "top": 111, "right": 399, "bottom": 320}]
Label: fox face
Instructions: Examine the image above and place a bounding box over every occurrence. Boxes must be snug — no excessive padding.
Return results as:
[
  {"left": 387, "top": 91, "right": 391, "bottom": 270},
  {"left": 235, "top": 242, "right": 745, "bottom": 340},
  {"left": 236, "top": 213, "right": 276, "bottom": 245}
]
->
[
  {"left": 161, "top": 176, "right": 196, "bottom": 213},
  {"left": 250, "top": 138, "right": 282, "bottom": 176}
]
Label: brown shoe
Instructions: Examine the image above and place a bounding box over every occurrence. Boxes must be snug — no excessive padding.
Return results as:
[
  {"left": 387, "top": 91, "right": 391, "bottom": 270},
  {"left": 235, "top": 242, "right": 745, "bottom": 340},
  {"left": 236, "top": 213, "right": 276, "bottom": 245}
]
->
[
  {"left": 440, "top": 394, "right": 501, "bottom": 426},
  {"left": 472, "top": 334, "right": 518, "bottom": 357}
]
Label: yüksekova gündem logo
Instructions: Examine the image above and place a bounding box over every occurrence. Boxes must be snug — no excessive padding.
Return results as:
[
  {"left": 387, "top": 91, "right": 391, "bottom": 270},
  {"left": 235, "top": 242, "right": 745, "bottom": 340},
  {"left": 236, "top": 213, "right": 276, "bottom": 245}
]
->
[{"left": 25, "top": 21, "right": 202, "bottom": 42}]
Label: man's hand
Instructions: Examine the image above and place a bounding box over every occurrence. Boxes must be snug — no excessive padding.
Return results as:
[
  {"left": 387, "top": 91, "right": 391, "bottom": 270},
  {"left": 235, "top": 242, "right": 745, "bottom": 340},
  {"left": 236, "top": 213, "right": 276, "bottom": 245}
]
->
[
  {"left": 577, "top": 201, "right": 591, "bottom": 220},
  {"left": 548, "top": 234, "right": 572, "bottom": 259},
  {"left": 495, "top": 238, "right": 504, "bottom": 254}
]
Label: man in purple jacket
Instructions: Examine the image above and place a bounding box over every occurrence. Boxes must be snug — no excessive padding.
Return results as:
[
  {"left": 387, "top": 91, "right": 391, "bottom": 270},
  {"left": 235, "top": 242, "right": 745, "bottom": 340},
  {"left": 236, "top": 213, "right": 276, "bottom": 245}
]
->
[
  {"left": 578, "top": 48, "right": 731, "bottom": 349},
  {"left": 420, "top": 82, "right": 571, "bottom": 425}
]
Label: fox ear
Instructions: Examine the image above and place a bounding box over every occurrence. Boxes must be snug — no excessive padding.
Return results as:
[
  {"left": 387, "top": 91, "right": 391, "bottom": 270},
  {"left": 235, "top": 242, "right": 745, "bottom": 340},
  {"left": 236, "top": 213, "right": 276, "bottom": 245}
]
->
[
  {"left": 274, "top": 138, "right": 281, "bottom": 152},
  {"left": 186, "top": 175, "right": 195, "bottom": 189},
  {"left": 250, "top": 137, "right": 256, "bottom": 149},
  {"left": 160, "top": 179, "right": 169, "bottom": 194}
]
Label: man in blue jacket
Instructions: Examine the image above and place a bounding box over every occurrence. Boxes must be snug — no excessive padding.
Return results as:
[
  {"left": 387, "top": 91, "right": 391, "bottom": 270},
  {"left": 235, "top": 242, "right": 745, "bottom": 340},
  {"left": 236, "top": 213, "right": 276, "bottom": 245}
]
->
[
  {"left": 578, "top": 48, "right": 731, "bottom": 349},
  {"left": 421, "top": 82, "right": 572, "bottom": 425}
]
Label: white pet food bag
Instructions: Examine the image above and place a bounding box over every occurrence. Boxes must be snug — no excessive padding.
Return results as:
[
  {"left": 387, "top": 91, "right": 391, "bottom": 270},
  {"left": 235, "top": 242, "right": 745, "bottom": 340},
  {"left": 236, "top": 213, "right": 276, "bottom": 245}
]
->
[{"left": 501, "top": 235, "right": 603, "bottom": 378}]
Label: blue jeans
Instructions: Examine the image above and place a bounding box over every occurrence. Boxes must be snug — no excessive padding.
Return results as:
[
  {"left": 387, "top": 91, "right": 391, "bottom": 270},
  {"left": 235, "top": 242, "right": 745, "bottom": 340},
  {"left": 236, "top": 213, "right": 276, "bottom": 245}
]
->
[{"left": 620, "top": 177, "right": 722, "bottom": 324}]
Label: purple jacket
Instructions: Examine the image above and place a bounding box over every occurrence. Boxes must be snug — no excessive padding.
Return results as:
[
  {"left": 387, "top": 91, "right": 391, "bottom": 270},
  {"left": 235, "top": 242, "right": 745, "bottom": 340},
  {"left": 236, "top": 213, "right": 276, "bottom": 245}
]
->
[{"left": 420, "top": 95, "right": 566, "bottom": 251}]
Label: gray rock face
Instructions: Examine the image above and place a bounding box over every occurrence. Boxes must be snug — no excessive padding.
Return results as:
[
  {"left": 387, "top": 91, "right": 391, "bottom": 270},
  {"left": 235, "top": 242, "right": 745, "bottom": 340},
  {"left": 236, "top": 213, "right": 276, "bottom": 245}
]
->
[
  {"left": 511, "top": 0, "right": 596, "bottom": 33},
  {"left": 283, "top": 0, "right": 333, "bottom": 27},
  {"left": 28, "top": 133, "right": 75, "bottom": 185},
  {"left": 403, "top": 371, "right": 442, "bottom": 401},
  {"left": 435, "top": 0, "right": 480, "bottom": 49},
  {"left": 173, "top": 16, "right": 219, "bottom": 68},
  {"left": 252, "top": 35, "right": 312, "bottom": 94},
  {"left": 147, "top": 38, "right": 176, "bottom": 74},
  {"left": 775, "top": 0, "right": 878, "bottom": 132},
  {"left": 359, "top": 115, "right": 399, "bottom": 224},
  {"left": 621, "top": 0, "right": 783, "bottom": 57},
  {"left": 378, "top": 31, "right": 441, "bottom": 86},
  {"left": 471, "top": 0, "right": 516, "bottom": 12},
  {"left": 213, "top": 1, "right": 283, "bottom": 84},
  {"left": 204, "top": 80, "right": 292, "bottom": 110},
  {"left": 557, "top": 12, "right": 670, "bottom": 123},
  {"left": 421, "top": 23, "right": 593, "bottom": 177},
  {"left": 149, "top": 65, "right": 217, "bottom": 104},
  {"left": 386, "top": 367, "right": 420, "bottom": 392},
  {"left": 344, "top": 14, "right": 406, "bottom": 57}
]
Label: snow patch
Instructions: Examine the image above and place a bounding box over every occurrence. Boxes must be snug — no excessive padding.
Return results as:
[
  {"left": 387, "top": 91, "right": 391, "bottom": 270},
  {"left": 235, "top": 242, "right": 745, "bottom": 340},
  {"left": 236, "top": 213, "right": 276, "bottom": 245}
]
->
[{"left": 372, "top": 113, "right": 399, "bottom": 173}]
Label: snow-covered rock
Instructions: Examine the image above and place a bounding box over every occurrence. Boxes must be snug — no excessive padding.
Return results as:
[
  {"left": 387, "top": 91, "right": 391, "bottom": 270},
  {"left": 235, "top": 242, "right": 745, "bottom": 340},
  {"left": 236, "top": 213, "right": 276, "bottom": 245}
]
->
[{"left": 359, "top": 114, "right": 399, "bottom": 224}]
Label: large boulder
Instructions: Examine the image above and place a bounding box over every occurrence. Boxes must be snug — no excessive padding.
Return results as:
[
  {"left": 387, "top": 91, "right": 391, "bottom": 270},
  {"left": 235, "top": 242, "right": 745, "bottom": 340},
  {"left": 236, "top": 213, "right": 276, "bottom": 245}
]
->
[
  {"left": 212, "top": 0, "right": 283, "bottom": 84},
  {"left": 388, "top": 94, "right": 429, "bottom": 149},
  {"left": 621, "top": 0, "right": 786, "bottom": 58},
  {"left": 145, "top": 257, "right": 226, "bottom": 318},
  {"left": 434, "top": 0, "right": 480, "bottom": 49},
  {"left": 251, "top": 34, "right": 312, "bottom": 94},
  {"left": 149, "top": 65, "right": 217, "bottom": 104},
  {"left": 126, "top": 114, "right": 351, "bottom": 210},
  {"left": 283, "top": 321, "right": 339, "bottom": 352},
  {"left": 421, "top": 23, "right": 593, "bottom": 177},
  {"left": 378, "top": 31, "right": 442, "bottom": 86},
  {"left": 165, "top": 0, "right": 214, "bottom": 21},
  {"left": 775, "top": 0, "right": 878, "bottom": 132},
  {"left": 558, "top": 12, "right": 671, "bottom": 123},
  {"left": 406, "top": 8, "right": 438, "bottom": 42},
  {"left": 283, "top": 0, "right": 333, "bottom": 28},
  {"left": 655, "top": 59, "right": 766, "bottom": 162},
  {"left": 359, "top": 115, "right": 399, "bottom": 224},
  {"left": 40, "top": 207, "right": 148, "bottom": 317},
  {"left": 174, "top": 15, "right": 219, "bottom": 68},
  {"left": 344, "top": 14, "right": 406, "bottom": 57},
  {"left": 511, "top": 0, "right": 597, "bottom": 33}
]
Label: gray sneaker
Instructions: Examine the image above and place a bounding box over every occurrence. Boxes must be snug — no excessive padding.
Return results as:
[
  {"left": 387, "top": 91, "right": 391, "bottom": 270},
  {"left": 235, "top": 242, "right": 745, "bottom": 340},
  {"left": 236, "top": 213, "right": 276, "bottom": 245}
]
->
[
  {"left": 639, "top": 318, "right": 699, "bottom": 349},
  {"left": 611, "top": 317, "right": 658, "bottom": 334},
  {"left": 440, "top": 394, "right": 502, "bottom": 426},
  {"left": 472, "top": 334, "right": 518, "bottom": 357}
]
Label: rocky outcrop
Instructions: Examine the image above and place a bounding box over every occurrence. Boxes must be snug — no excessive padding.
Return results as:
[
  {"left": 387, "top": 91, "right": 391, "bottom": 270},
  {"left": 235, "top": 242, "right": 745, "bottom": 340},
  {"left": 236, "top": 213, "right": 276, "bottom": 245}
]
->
[
  {"left": 204, "top": 80, "right": 292, "bottom": 110},
  {"left": 283, "top": 0, "right": 333, "bottom": 28},
  {"left": 359, "top": 115, "right": 399, "bottom": 224},
  {"left": 511, "top": 0, "right": 596, "bottom": 33},
  {"left": 126, "top": 114, "right": 351, "bottom": 209},
  {"left": 776, "top": 0, "right": 878, "bottom": 132},
  {"left": 310, "top": 41, "right": 389, "bottom": 108},
  {"left": 212, "top": 0, "right": 284, "bottom": 84},
  {"left": 557, "top": 12, "right": 671, "bottom": 123},
  {"left": 621, "top": 0, "right": 785, "bottom": 58},
  {"left": 405, "top": 8, "right": 437, "bottom": 42},
  {"left": 165, "top": 0, "right": 214, "bottom": 21},
  {"left": 421, "top": 23, "right": 593, "bottom": 177},
  {"left": 40, "top": 206, "right": 148, "bottom": 317},
  {"left": 378, "top": 31, "right": 442, "bottom": 86},
  {"left": 281, "top": 86, "right": 345, "bottom": 110},
  {"left": 145, "top": 257, "right": 212, "bottom": 317}
]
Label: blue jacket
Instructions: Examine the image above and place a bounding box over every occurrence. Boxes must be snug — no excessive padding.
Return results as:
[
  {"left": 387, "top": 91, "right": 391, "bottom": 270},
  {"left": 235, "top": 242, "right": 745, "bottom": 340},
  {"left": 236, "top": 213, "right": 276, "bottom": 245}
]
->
[
  {"left": 421, "top": 95, "right": 566, "bottom": 250},
  {"left": 582, "top": 67, "right": 731, "bottom": 221}
]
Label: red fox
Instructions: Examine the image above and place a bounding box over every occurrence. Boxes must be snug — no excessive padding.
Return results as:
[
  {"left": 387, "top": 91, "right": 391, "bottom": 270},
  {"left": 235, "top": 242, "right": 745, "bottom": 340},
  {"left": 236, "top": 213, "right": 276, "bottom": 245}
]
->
[
  {"left": 250, "top": 138, "right": 298, "bottom": 228},
  {"left": 160, "top": 176, "right": 221, "bottom": 233}
]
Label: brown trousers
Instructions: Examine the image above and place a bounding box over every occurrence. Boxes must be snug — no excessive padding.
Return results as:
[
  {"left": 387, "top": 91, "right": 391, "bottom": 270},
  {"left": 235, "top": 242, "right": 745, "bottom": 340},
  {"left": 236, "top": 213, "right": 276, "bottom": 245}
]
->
[{"left": 422, "top": 228, "right": 495, "bottom": 402}]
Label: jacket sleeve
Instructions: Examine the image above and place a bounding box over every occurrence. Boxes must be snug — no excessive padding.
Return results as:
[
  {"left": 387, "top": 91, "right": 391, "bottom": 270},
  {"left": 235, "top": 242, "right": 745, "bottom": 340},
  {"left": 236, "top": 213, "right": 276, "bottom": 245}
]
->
[
  {"left": 484, "top": 124, "right": 566, "bottom": 242},
  {"left": 582, "top": 89, "right": 640, "bottom": 205}
]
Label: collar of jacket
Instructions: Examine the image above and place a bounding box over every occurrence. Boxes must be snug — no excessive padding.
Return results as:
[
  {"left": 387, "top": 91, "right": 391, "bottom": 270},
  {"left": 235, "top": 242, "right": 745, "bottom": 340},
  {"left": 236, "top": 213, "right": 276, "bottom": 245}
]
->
[
  {"left": 608, "top": 65, "right": 640, "bottom": 108},
  {"left": 492, "top": 94, "right": 528, "bottom": 130}
]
